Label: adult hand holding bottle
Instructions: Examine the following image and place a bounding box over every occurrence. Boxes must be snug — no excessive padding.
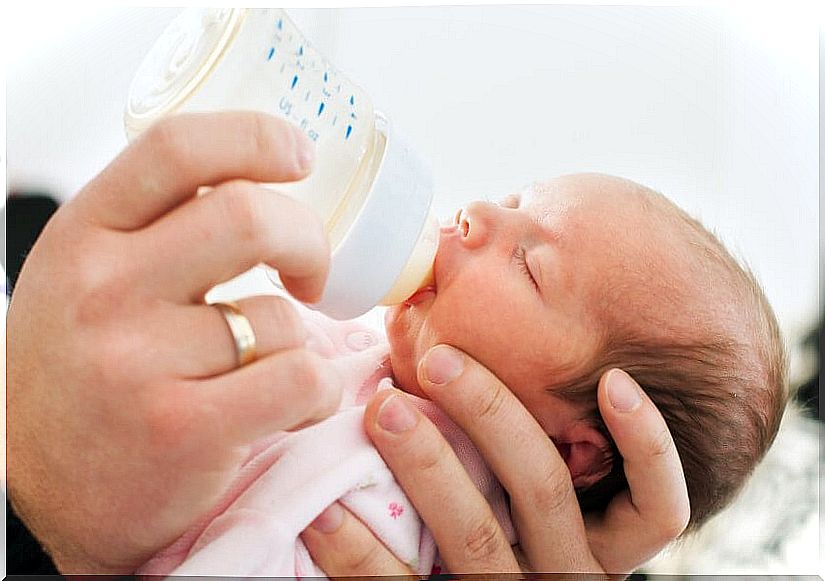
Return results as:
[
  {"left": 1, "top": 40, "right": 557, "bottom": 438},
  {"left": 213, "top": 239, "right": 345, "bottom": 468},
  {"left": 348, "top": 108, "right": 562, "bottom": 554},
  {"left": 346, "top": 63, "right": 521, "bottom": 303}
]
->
[{"left": 7, "top": 111, "right": 344, "bottom": 573}]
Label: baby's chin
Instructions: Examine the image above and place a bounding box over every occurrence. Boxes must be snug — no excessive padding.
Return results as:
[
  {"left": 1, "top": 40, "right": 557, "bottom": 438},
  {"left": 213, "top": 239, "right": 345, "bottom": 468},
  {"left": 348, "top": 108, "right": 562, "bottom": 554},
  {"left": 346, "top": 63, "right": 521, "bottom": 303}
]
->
[
  {"left": 387, "top": 350, "right": 429, "bottom": 399},
  {"left": 384, "top": 305, "right": 432, "bottom": 399},
  {"left": 385, "top": 331, "right": 429, "bottom": 399}
]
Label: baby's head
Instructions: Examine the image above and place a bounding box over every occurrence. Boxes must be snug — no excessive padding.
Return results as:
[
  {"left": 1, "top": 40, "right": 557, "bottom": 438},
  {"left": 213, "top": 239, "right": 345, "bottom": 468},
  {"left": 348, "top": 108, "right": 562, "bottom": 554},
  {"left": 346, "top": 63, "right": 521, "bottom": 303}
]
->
[{"left": 385, "top": 173, "right": 787, "bottom": 531}]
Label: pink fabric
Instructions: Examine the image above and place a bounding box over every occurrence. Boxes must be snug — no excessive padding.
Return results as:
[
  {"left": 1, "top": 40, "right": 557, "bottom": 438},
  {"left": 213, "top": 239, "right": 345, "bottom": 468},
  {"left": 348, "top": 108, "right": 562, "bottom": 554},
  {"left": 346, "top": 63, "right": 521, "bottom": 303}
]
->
[{"left": 139, "top": 305, "right": 516, "bottom": 578}]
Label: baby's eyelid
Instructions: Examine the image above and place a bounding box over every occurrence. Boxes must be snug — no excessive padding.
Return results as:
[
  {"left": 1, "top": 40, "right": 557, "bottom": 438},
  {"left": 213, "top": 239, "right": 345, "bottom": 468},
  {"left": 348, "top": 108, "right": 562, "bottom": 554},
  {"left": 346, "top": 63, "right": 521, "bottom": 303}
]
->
[{"left": 532, "top": 254, "right": 546, "bottom": 292}]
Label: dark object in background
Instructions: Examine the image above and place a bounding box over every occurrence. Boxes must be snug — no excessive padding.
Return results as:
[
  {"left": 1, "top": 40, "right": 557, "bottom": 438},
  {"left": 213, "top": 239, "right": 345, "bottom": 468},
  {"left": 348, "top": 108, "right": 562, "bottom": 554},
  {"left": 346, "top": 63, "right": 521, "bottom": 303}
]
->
[
  {"left": 2, "top": 190, "right": 819, "bottom": 574},
  {"left": 3, "top": 193, "right": 59, "bottom": 290},
  {"left": 5, "top": 192, "right": 61, "bottom": 574},
  {"left": 794, "top": 318, "right": 821, "bottom": 421}
]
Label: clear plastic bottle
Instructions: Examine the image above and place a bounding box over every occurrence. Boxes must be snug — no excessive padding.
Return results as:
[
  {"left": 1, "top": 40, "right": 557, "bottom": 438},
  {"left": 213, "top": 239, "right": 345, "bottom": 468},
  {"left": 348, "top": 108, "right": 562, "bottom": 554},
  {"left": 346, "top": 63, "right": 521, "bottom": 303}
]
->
[{"left": 125, "top": 8, "right": 438, "bottom": 319}]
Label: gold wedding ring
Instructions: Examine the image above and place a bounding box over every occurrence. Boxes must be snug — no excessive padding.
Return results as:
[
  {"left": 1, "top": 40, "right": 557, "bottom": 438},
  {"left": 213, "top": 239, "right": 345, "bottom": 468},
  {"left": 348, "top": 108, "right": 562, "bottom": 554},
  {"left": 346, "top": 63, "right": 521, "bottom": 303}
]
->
[{"left": 213, "top": 301, "right": 257, "bottom": 367}]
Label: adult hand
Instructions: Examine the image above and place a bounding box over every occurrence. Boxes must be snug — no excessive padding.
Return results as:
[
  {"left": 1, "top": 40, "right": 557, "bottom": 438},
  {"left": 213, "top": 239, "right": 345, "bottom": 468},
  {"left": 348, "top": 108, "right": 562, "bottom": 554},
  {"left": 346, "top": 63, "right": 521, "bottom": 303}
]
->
[
  {"left": 301, "top": 345, "right": 690, "bottom": 576},
  {"left": 7, "top": 111, "right": 343, "bottom": 573}
]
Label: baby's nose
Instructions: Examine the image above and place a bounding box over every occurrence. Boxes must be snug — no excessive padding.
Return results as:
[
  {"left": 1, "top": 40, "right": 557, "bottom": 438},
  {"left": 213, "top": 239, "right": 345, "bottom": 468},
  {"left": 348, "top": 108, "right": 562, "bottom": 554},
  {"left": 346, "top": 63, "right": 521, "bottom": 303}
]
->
[{"left": 455, "top": 201, "right": 498, "bottom": 249}]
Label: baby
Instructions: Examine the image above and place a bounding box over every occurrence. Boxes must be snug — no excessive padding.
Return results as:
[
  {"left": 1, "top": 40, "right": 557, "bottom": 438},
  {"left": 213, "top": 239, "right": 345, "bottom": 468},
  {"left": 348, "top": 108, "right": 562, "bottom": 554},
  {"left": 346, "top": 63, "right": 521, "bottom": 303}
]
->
[{"left": 140, "top": 173, "right": 787, "bottom": 576}]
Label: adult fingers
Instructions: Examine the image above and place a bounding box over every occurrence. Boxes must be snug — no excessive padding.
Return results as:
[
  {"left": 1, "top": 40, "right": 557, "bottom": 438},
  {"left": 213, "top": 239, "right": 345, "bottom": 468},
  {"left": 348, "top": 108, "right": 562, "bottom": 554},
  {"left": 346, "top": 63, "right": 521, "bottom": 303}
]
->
[
  {"left": 73, "top": 111, "right": 314, "bottom": 231},
  {"left": 135, "top": 179, "right": 329, "bottom": 303},
  {"left": 413, "top": 345, "right": 602, "bottom": 573},
  {"left": 167, "top": 349, "right": 343, "bottom": 449},
  {"left": 364, "top": 389, "right": 520, "bottom": 574},
  {"left": 586, "top": 369, "right": 690, "bottom": 573},
  {"left": 300, "top": 503, "right": 417, "bottom": 579},
  {"left": 148, "top": 296, "right": 307, "bottom": 379}
]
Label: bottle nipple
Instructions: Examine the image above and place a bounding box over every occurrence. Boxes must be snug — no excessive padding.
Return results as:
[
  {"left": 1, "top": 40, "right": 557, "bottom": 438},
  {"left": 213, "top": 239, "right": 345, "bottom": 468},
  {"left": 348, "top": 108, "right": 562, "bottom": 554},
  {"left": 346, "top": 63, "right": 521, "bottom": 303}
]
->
[{"left": 379, "top": 209, "right": 439, "bottom": 305}]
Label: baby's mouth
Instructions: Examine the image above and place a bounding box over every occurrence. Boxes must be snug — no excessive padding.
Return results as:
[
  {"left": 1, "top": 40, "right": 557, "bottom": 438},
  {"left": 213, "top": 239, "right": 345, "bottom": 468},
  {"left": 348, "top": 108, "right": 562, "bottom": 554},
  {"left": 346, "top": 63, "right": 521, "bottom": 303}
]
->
[
  {"left": 400, "top": 208, "right": 469, "bottom": 308},
  {"left": 403, "top": 284, "right": 436, "bottom": 307}
]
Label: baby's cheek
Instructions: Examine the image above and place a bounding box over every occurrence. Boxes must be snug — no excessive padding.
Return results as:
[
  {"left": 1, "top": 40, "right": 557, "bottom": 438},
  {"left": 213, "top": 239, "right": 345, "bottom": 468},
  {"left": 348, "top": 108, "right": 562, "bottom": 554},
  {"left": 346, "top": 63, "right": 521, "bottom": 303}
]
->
[{"left": 383, "top": 310, "right": 422, "bottom": 395}]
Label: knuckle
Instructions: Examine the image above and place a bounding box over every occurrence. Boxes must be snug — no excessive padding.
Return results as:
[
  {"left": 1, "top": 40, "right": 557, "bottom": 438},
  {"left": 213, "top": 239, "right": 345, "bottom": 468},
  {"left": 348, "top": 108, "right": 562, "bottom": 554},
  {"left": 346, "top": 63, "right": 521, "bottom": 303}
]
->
[
  {"left": 529, "top": 461, "right": 577, "bottom": 516},
  {"left": 461, "top": 514, "right": 506, "bottom": 563},
  {"left": 647, "top": 426, "right": 676, "bottom": 460},
  {"left": 472, "top": 382, "right": 509, "bottom": 423},
  {"left": 290, "top": 351, "right": 341, "bottom": 418},
  {"left": 72, "top": 256, "right": 130, "bottom": 329},
  {"left": 220, "top": 184, "right": 269, "bottom": 246},
  {"left": 70, "top": 260, "right": 156, "bottom": 387},
  {"left": 242, "top": 112, "right": 301, "bottom": 177},
  {"left": 340, "top": 542, "right": 384, "bottom": 574},
  {"left": 90, "top": 321, "right": 153, "bottom": 386},
  {"left": 266, "top": 297, "right": 307, "bottom": 344},
  {"left": 290, "top": 350, "right": 324, "bottom": 390},
  {"left": 143, "top": 387, "right": 196, "bottom": 455},
  {"left": 146, "top": 116, "right": 193, "bottom": 168},
  {"left": 411, "top": 434, "right": 452, "bottom": 476},
  {"left": 249, "top": 113, "right": 281, "bottom": 162}
]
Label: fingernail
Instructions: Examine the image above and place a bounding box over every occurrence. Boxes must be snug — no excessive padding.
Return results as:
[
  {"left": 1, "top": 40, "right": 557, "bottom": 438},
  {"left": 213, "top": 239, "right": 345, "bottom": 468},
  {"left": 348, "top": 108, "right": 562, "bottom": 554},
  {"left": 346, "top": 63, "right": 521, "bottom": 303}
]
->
[
  {"left": 606, "top": 369, "right": 641, "bottom": 412},
  {"left": 377, "top": 393, "right": 417, "bottom": 433},
  {"left": 293, "top": 126, "right": 315, "bottom": 172},
  {"left": 310, "top": 503, "right": 344, "bottom": 533},
  {"left": 423, "top": 345, "right": 464, "bottom": 385}
]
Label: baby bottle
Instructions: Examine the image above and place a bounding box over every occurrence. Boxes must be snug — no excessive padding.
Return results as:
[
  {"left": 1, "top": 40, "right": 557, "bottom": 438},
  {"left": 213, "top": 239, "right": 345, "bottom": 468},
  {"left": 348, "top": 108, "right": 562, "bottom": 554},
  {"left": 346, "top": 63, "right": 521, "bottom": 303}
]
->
[{"left": 125, "top": 8, "right": 438, "bottom": 319}]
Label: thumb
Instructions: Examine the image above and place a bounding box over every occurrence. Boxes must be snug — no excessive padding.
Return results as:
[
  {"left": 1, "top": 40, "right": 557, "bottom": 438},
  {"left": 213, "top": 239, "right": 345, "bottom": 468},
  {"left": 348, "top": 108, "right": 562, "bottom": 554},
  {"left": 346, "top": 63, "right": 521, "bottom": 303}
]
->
[{"left": 588, "top": 368, "right": 690, "bottom": 573}]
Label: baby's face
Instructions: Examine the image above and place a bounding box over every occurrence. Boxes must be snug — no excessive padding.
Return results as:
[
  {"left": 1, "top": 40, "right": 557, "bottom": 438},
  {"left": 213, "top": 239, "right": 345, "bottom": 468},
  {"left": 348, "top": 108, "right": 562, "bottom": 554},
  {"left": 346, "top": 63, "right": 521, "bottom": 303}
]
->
[{"left": 385, "top": 173, "right": 686, "bottom": 439}]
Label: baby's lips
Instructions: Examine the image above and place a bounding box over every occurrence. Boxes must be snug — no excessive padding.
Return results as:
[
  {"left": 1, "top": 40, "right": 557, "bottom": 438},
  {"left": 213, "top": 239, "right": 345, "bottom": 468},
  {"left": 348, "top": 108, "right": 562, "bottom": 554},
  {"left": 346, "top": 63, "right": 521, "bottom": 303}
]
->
[{"left": 403, "top": 284, "right": 436, "bottom": 306}]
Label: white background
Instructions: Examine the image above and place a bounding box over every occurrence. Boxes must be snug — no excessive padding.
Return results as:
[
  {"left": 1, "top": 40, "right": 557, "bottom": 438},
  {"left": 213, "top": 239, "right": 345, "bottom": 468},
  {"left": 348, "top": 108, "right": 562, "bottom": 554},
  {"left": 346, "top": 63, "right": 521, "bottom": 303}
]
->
[
  {"left": 3, "top": 3, "right": 822, "bottom": 575},
  {"left": 5, "top": 4, "right": 820, "bottom": 346}
]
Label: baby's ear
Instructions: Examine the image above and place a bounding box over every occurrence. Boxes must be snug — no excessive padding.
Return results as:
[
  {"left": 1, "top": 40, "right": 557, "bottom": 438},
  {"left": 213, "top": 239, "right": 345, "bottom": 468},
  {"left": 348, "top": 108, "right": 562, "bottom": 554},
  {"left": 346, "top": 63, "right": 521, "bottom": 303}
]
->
[{"left": 555, "top": 422, "right": 613, "bottom": 489}]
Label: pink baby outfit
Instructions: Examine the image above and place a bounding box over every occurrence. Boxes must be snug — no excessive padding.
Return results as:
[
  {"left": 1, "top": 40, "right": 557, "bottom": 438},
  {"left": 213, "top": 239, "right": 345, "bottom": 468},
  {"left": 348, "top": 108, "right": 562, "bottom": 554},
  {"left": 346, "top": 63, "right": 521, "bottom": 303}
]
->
[{"left": 139, "top": 304, "right": 516, "bottom": 578}]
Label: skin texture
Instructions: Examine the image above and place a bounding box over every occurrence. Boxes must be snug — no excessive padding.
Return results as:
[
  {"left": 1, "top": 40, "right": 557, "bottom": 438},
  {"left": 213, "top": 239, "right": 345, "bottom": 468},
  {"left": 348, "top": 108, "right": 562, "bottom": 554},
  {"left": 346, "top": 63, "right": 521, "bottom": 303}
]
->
[
  {"left": 387, "top": 174, "right": 705, "bottom": 485},
  {"left": 7, "top": 112, "right": 690, "bottom": 575},
  {"left": 6, "top": 112, "right": 343, "bottom": 573},
  {"left": 300, "top": 174, "right": 694, "bottom": 575},
  {"left": 301, "top": 356, "right": 690, "bottom": 575}
]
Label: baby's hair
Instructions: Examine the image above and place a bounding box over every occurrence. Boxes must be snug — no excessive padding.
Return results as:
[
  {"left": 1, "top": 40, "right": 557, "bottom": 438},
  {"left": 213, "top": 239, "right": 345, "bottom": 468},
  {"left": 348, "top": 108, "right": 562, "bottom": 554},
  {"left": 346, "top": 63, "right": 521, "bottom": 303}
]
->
[{"left": 553, "top": 180, "right": 788, "bottom": 532}]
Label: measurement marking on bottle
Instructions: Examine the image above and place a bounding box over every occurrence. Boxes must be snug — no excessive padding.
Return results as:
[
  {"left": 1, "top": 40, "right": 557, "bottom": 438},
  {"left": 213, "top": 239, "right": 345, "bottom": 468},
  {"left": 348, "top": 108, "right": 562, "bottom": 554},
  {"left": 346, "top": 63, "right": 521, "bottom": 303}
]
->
[
  {"left": 304, "top": 90, "right": 310, "bottom": 102},
  {"left": 280, "top": 63, "right": 286, "bottom": 73},
  {"left": 332, "top": 115, "right": 337, "bottom": 126},
  {"left": 298, "top": 45, "right": 304, "bottom": 56},
  {"left": 267, "top": 47, "right": 275, "bottom": 60},
  {"left": 323, "top": 71, "right": 328, "bottom": 82},
  {"left": 291, "top": 75, "right": 299, "bottom": 89},
  {"left": 318, "top": 102, "right": 325, "bottom": 116},
  {"left": 349, "top": 95, "right": 355, "bottom": 105},
  {"left": 279, "top": 96, "right": 293, "bottom": 115},
  {"left": 346, "top": 125, "right": 352, "bottom": 139},
  {"left": 277, "top": 18, "right": 283, "bottom": 30}
]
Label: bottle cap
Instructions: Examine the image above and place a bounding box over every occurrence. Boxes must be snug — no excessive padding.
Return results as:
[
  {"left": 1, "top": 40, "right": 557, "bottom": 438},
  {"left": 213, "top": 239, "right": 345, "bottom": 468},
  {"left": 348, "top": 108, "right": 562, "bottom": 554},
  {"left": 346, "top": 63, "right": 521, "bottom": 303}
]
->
[{"left": 311, "top": 115, "right": 434, "bottom": 319}]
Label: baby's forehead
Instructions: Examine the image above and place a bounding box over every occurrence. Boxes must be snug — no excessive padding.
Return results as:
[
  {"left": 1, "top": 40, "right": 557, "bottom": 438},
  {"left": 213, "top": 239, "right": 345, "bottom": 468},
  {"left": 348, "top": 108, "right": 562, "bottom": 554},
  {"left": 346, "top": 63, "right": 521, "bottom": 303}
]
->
[
  {"left": 516, "top": 175, "right": 673, "bottom": 225},
  {"left": 512, "top": 178, "right": 616, "bottom": 224}
]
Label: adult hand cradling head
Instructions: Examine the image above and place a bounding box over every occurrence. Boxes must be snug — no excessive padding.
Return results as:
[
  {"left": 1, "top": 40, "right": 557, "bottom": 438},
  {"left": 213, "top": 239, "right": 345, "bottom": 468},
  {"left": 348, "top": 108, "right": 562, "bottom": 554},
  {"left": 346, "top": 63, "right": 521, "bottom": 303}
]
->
[{"left": 7, "top": 111, "right": 692, "bottom": 574}]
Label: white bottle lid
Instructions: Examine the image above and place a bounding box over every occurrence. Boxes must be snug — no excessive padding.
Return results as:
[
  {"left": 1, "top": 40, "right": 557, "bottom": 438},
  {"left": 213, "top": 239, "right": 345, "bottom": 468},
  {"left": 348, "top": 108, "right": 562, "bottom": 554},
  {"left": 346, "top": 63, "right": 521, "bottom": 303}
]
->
[{"left": 311, "top": 119, "right": 435, "bottom": 319}]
